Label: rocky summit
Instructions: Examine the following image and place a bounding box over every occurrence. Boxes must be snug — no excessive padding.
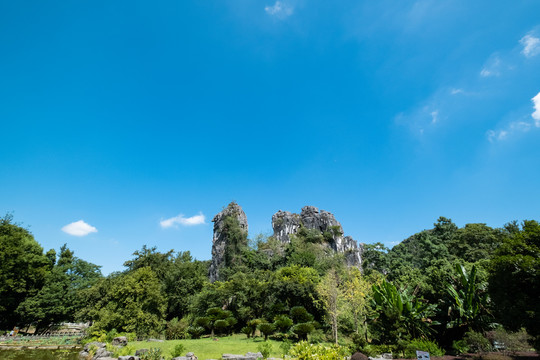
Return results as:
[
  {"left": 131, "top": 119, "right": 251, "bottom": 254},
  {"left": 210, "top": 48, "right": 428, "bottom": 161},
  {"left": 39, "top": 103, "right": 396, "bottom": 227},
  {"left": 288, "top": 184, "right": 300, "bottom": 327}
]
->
[
  {"left": 209, "top": 202, "right": 248, "bottom": 282},
  {"left": 272, "top": 206, "right": 363, "bottom": 267}
]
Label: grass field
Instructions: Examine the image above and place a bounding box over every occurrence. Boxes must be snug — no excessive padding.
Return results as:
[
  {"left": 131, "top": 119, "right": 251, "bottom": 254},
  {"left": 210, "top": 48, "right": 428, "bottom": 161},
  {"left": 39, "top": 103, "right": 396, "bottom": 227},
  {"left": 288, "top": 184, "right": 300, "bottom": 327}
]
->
[{"left": 132, "top": 334, "right": 285, "bottom": 359}]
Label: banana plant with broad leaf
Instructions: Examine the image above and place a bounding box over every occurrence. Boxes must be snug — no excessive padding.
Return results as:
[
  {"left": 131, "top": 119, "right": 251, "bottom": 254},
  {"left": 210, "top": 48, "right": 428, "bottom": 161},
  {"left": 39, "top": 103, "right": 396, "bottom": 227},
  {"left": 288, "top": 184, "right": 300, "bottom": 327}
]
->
[
  {"left": 445, "top": 264, "right": 491, "bottom": 332},
  {"left": 371, "top": 280, "right": 439, "bottom": 343}
]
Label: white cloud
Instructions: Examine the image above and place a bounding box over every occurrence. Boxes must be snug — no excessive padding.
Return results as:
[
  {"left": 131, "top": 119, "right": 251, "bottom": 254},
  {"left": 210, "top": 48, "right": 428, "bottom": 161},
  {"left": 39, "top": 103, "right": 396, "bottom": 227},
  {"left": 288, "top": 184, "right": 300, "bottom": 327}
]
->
[
  {"left": 265, "top": 1, "right": 294, "bottom": 19},
  {"left": 160, "top": 212, "right": 206, "bottom": 229},
  {"left": 450, "top": 88, "right": 464, "bottom": 95},
  {"left": 430, "top": 110, "right": 439, "bottom": 124},
  {"left": 62, "top": 220, "right": 98, "bottom": 237},
  {"left": 532, "top": 92, "right": 540, "bottom": 126},
  {"left": 520, "top": 34, "right": 540, "bottom": 58}
]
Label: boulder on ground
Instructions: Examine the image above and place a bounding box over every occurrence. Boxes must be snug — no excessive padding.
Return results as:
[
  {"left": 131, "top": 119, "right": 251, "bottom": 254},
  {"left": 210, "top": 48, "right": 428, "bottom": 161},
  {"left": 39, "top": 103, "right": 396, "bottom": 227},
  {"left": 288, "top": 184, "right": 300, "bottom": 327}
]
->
[
  {"left": 112, "top": 336, "right": 128, "bottom": 347},
  {"left": 135, "top": 349, "right": 149, "bottom": 356},
  {"left": 352, "top": 352, "right": 369, "bottom": 360}
]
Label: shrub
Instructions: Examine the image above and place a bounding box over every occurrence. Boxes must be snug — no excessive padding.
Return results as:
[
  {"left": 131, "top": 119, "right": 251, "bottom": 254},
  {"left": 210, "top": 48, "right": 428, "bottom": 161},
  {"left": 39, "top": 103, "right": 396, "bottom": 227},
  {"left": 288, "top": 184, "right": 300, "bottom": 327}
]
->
[
  {"left": 112, "top": 345, "right": 136, "bottom": 357},
  {"left": 452, "top": 340, "right": 469, "bottom": 355},
  {"left": 166, "top": 317, "right": 189, "bottom": 340},
  {"left": 187, "top": 326, "right": 205, "bottom": 339},
  {"left": 486, "top": 328, "right": 532, "bottom": 353},
  {"left": 241, "top": 326, "right": 252, "bottom": 338},
  {"left": 214, "top": 319, "right": 229, "bottom": 335},
  {"left": 140, "top": 347, "right": 163, "bottom": 360},
  {"left": 289, "top": 341, "right": 348, "bottom": 360},
  {"left": 258, "top": 323, "right": 276, "bottom": 341},
  {"left": 404, "top": 339, "right": 444, "bottom": 358},
  {"left": 464, "top": 331, "right": 492, "bottom": 353},
  {"left": 290, "top": 306, "right": 314, "bottom": 323},
  {"left": 274, "top": 315, "right": 293, "bottom": 333},
  {"left": 292, "top": 322, "right": 315, "bottom": 341},
  {"left": 170, "top": 343, "right": 186, "bottom": 358},
  {"left": 258, "top": 342, "right": 273, "bottom": 359}
]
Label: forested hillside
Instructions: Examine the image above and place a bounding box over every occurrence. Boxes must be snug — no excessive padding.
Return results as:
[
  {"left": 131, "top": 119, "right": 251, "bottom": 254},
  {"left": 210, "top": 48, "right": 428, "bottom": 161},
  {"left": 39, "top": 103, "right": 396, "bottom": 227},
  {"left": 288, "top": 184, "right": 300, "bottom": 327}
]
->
[{"left": 1, "top": 212, "right": 538, "bottom": 353}]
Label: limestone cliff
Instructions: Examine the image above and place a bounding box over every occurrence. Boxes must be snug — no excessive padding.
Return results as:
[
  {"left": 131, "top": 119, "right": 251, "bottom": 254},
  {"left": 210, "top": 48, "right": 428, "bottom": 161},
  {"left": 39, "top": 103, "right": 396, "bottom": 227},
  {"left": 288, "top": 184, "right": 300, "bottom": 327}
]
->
[
  {"left": 208, "top": 202, "right": 248, "bottom": 282},
  {"left": 272, "top": 206, "right": 363, "bottom": 267}
]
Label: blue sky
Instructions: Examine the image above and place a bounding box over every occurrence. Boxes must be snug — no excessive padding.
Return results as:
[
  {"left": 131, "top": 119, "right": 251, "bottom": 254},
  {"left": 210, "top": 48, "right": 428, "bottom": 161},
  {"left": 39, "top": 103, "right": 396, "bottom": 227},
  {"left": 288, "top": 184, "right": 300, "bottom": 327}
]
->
[{"left": 1, "top": 0, "right": 539, "bottom": 275}]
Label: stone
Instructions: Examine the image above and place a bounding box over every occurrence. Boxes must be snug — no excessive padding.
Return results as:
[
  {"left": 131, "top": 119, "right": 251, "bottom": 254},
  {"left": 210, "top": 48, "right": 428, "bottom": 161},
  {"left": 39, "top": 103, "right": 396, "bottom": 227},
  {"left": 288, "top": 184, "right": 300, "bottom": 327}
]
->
[
  {"left": 92, "top": 347, "right": 113, "bottom": 359},
  {"left": 272, "top": 206, "right": 363, "bottom": 267},
  {"left": 118, "top": 356, "right": 140, "bottom": 360},
  {"left": 112, "top": 336, "right": 128, "bottom": 347},
  {"left": 135, "top": 348, "right": 149, "bottom": 356},
  {"left": 222, "top": 352, "right": 263, "bottom": 360},
  {"left": 83, "top": 342, "right": 106, "bottom": 352},
  {"left": 209, "top": 202, "right": 248, "bottom": 282},
  {"left": 351, "top": 352, "right": 369, "bottom": 360}
]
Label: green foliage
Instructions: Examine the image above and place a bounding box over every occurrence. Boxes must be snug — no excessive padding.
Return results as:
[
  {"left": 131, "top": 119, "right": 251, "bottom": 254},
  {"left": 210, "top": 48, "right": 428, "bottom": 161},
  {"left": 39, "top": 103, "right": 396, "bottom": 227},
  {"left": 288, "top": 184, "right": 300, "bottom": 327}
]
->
[
  {"left": 258, "top": 341, "right": 273, "bottom": 359},
  {"left": 486, "top": 328, "right": 532, "bottom": 353},
  {"left": 290, "top": 306, "right": 314, "bottom": 323},
  {"left": 463, "top": 331, "right": 492, "bottom": 353},
  {"left": 403, "top": 339, "right": 444, "bottom": 358},
  {"left": 446, "top": 264, "right": 491, "bottom": 332},
  {"left": 241, "top": 326, "right": 252, "bottom": 338},
  {"left": 170, "top": 343, "right": 186, "bottom": 357},
  {"left": 289, "top": 341, "right": 348, "bottom": 360},
  {"left": 273, "top": 315, "right": 293, "bottom": 333},
  {"left": 371, "top": 279, "right": 438, "bottom": 344},
  {"left": 292, "top": 322, "right": 315, "bottom": 341},
  {"left": 258, "top": 322, "right": 275, "bottom": 341},
  {"left": 0, "top": 214, "right": 51, "bottom": 328},
  {"left": 165, "top": 317, "right": 189, "bottom": 340},
  {"left": 489, "top": 220, "right": 539, "bottom": 347},
  {"left": 187, "top": 326, "right": 205, "bottom": 339},
  {"left": 140, "top": 347, "right": 163, "bottom": 360},
  {"left": 452, "top": 339, "right": 469, "bottom": 355},
  {"left": 112, "top": 344, "right": 136, "bottom": 357},
  {"left": 80, "top": 267, "right": 166, "bottom": 337}
]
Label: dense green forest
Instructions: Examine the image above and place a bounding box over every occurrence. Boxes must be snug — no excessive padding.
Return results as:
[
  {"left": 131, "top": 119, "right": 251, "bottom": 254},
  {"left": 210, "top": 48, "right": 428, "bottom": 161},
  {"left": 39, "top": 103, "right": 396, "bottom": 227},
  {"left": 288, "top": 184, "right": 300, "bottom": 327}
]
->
[{"left": 0, "top": 213, "right": 538, "bottom": 354}]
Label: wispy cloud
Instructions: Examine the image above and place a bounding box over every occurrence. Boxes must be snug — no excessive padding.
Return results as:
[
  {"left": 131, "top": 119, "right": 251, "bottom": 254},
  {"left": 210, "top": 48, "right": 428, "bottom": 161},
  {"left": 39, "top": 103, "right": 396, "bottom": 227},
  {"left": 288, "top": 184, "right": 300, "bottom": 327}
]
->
[
  {"left": 160, "top": 212, "right": 206, "bottom": 229},
  {"left": 487, "top": 91, "right": 540, "bottom": 142},
  {"left": 520, "top": 34, "right": 540, "bottom": 58},
  {"left": 62, "top": 220, "right": 98, "bottom": 237},
  {"left": 532, "top": 91, "right": 540, "bottom": 126},
  {"left": 480, "top": 56, "right": 502, "bottom": 77},
  {"left": 265, "top": 1, "right": 294, "bottom": 19}
]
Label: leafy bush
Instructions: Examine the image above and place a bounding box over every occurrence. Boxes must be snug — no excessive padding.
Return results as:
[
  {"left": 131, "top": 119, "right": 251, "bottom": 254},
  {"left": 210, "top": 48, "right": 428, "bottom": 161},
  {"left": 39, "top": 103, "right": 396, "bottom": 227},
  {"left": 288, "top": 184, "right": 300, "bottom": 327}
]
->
[
  {"left": 360, "top": 344, "right": 398, "bottom": 357},
  {"left": 289, "top": 341, "right": 348, "bottom": 360},
  {"left": 140, "top": 347, "right": 163, "bottom": 360},
  {"left": 166, "top": 317, "right": 189, "bottom": 340},
  {"left": 404, "top": 339, "right": 444, "bottom": 358},
  {"left": 112, "top": 345, "right": 136, "bottom": 357},
  {"left": 214, "top": 319, "right": 229, "bottom": 335},
  {"left": 464, "top": 331, "right": 492, "bottom": 353},
  {"left": 258, "top": 342, "right": 273, "bottom": 359},
  {"left": 187, "top": 326, "right": 205, "bottom": 339},
  {"left": 170, "top": 343, "right": 186, "bottom": 358},
  {"left": 280, "top": 339, "right": 293, "bottom": 356},
  {"left": 274, "top": 314, "right": 293, "bottom": 333},
  {"left": 241, "top": 326, "right": 252, "bottom": 338},
  {"left": 292, "top": 322, "right": 315, "bottom": 341},
  {"left": 486, "top": 328, "right": 532, "bottom": 353},
  {"left": 452, "top": 340, "right": 469, "bottom": 355},
  {"left": 258, "top": 322, "right": 275, "bottom": 340}
]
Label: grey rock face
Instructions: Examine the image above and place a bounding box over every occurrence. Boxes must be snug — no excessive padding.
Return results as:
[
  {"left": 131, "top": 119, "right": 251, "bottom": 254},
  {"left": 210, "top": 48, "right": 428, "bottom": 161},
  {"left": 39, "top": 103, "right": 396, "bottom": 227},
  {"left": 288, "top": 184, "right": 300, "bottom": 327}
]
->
[
  {"left": 112, "top": 336, "right": 128, "bottom": 347},
  {"left": 118, "top": 356, "right": 140, "bottom": 360},
  {"left": 272, "top": 206, "right": 363, "bottom": 267},
  {"left": 222, "top": 352, "right": 263, "bottom": 360},
  {"left": 209, "top": 202, "right": 248, "bottom": 282}
]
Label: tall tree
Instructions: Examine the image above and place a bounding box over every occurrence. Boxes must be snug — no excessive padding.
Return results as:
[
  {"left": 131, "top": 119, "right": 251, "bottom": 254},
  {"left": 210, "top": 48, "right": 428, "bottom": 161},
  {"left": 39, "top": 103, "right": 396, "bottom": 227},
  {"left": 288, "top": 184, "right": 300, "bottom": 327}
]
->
[
  {"left": 16, "top": 245, "right": 101, "bottom": 331},
  {"left": 489, "top": 220, "right": 539, "bottom": 348},
  {"left": 0, "top": 214, "right": 50, "bottom": 328},
  {"left": 317, "top": 269, "right": 344, "bottom": 344}
]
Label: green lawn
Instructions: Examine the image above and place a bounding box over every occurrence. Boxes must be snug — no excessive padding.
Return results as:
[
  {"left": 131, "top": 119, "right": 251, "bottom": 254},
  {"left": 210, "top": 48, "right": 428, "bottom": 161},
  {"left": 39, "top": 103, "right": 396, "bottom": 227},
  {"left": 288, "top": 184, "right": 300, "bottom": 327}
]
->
[{"left": 132, "top": 334, "right": 284, "bottom": 360}]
